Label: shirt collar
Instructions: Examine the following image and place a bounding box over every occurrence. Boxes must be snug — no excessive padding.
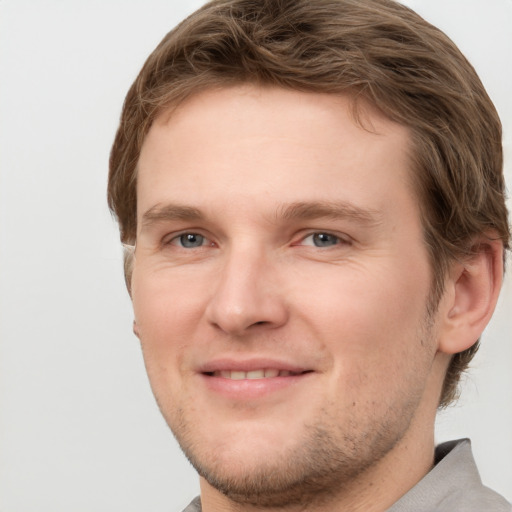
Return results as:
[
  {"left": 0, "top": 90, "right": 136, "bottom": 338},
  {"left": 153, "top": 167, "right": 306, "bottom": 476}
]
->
[{"left": 387, "top": 439, "right": 482, "bottom": 512}]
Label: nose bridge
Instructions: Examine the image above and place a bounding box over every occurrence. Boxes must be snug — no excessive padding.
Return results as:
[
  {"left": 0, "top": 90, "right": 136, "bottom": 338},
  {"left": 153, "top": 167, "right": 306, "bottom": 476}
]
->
[{"left": 205, "top": 242, "right": 287, "bottom": 334}]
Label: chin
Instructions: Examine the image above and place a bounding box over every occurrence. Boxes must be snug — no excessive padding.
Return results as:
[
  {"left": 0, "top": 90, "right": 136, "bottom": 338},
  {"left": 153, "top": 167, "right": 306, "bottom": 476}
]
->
[
  {"left": 171, "top": 410, "right": 406, "bottom": 507},
  {"left": 185, "top": 430, "right": 352, "bottom": 507}
]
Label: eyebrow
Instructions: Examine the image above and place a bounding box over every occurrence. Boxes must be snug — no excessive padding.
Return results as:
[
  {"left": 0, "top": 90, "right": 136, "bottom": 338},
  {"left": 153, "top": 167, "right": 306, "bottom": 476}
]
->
[
  {"left": 276, "top": 201, "right": 383, "bottom": 227},
  {"left": 141, "top": 200, "right": 383, "bottom": 230},
  {"left": 141, "top": 203, "right": 204, "bottom": 229}
]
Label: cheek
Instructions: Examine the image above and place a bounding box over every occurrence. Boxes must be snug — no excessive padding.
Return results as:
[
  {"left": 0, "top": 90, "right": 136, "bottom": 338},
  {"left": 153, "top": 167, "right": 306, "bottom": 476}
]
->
[
  {"left": 132, "top": 280, "right": 198, "bottom": 420},
  {"left": 294, "top": 262, "right": 433, "bottom": 383},
  {"left": 131, "top": 268, "right": 206, "bottom": 383},
  {"left": 132, "top": 265, "right": 205, "bottom": 332},
  {"left": 298, "top": 259, "right": 430, "bottom": 334}
]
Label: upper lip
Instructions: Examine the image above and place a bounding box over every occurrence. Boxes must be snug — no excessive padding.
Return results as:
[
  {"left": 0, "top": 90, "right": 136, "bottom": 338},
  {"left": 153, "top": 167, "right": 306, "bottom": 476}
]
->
[{"left": 198, "top": 358, "right": 312, "bottom": 374}]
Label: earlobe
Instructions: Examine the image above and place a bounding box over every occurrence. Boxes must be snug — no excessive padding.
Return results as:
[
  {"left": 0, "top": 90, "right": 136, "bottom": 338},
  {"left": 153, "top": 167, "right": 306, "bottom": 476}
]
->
[
  {"left": 438, "top": 237, "right": 504, "bottom": 355},
  {"left": 133, "top": 320, "right": 140, "bottom": 338}
]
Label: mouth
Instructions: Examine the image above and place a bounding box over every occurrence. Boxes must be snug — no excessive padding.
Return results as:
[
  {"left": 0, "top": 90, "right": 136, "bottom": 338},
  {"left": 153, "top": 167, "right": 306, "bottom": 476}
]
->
[
  {"left": 198, "top": 360, "right": 314, "bottom": 399},
  {"left": 205, "top": 369, "right": 310, "bottom": 380}
]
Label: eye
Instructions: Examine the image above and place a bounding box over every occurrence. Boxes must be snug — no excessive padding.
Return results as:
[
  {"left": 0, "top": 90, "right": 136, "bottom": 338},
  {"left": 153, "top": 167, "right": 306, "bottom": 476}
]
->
[
  {"left": 169, "top": 233, "right": 210, "bottom": 248},
  {"left": 301, "top": 232, "right": 345, "bottom": 247}
]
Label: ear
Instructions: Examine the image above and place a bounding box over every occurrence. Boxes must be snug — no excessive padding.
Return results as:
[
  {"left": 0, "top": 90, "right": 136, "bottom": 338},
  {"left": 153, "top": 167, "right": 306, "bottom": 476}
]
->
[
  {"left": 123, "top": 243, "right": 135, "bottom": 297},
  {"left": 437, "top": 236, "right": 504, "bottom": 355},
  {"left": 133, "top": 320, "right": 140, "bottom": 338}
]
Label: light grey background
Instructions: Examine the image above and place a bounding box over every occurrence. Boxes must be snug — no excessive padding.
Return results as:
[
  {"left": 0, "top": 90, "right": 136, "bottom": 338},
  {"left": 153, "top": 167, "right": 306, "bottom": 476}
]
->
[{"left": 0, "top": 1, "right": 510, "bottom": 511}]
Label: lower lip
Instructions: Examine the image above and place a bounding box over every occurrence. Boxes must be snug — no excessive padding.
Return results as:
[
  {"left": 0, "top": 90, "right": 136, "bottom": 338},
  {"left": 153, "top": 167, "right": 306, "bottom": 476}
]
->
[{"left": 199, "top": 372, "right": 312, "bottom": 400}]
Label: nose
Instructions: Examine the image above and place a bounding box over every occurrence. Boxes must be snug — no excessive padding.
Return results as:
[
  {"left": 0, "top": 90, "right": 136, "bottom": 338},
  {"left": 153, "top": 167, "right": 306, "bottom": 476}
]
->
[{"left": 205, "top": 247, "right": 289, "bottom": 336}]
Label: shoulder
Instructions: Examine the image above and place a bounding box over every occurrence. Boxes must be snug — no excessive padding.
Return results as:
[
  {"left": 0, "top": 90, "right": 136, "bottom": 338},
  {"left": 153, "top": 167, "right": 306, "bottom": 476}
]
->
[
  {"left": 439, "top": 484, "right": 511, "bottom": 511},
  {"left": 388, "top": 439, "right": 511, "bottom": 512},
  {"left": 181, "top": 496, "right": 201, "bottom": 512},
  {"left": 434, "top": 440, "right": 511, "bottom": 511}
]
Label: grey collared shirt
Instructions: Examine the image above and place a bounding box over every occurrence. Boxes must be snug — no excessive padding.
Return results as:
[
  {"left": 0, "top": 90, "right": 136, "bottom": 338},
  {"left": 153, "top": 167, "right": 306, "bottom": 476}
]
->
[
  {"left": 388, "top": 439, "right": 511, "bottom": 511},
  {"left": 182, "top": 439, "right": 511, "bottom": 511}
]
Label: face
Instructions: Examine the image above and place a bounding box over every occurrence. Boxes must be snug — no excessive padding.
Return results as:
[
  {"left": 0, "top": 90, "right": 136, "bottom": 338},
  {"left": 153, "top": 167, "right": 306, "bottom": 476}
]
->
[{"left": 133, "top": 86, "right": 443, "bottom": 506}]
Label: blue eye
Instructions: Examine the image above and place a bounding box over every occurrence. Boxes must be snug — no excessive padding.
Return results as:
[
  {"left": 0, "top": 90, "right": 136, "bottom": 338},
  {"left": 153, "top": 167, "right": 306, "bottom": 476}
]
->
[
  {"left": 303, "top": 233, "right": 341, "bottom": 247},
  {"left": 312, "top": 233, "right": 339, "bottom": 247},
  {"left": 176, "top": 233, "right": 206, "bottom": 248}
]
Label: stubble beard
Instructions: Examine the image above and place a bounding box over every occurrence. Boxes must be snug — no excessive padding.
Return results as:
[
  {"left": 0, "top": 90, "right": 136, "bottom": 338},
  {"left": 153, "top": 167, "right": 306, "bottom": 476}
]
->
[
  {"left": 154, "top": 311, "right": 437, "bottom": 508},
  {"left": 168, "top": 395, "right": 423, "bottom": 509}
]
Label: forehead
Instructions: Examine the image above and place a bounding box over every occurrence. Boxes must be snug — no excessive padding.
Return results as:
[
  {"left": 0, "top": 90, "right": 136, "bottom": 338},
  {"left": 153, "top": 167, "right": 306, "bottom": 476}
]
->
[{"left": 137, "top": 85, "right": 414, "bottom": 220}]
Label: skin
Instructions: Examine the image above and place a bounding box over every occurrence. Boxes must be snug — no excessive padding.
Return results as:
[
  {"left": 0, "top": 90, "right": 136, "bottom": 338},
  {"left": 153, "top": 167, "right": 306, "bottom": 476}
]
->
[{"left": 131, "top": 85, "right": 502, "bottom": 511}]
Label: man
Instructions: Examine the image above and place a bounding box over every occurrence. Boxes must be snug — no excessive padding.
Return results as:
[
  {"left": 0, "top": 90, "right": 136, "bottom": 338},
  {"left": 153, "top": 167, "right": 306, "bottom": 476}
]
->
[{"left": 108, "top": 0, "right": 511, "bottom": 510}]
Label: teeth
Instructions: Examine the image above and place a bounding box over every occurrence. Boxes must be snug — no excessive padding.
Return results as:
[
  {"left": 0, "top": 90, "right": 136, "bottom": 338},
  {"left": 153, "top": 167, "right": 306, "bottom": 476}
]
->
[
  {"left": 247, "top": 370, "right": 265, "bottom": 379},
  {"left": 212, "top": 369, "right": 300, "bottom": 380}
]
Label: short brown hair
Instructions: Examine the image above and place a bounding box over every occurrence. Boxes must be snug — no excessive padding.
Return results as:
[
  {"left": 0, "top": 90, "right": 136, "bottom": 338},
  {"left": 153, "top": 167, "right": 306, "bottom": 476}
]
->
[{"left": 108, "top": 0, "right": 510, "bottom": 406}]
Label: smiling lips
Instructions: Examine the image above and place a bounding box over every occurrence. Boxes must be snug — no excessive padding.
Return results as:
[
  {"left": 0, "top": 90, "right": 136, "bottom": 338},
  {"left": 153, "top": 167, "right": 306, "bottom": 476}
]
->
[
  {"left": 199, "top": 360, "right": 313, "bottom": 398},
  {"left": 208, "top": 369, "right": 307, "bottom": 380}
]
